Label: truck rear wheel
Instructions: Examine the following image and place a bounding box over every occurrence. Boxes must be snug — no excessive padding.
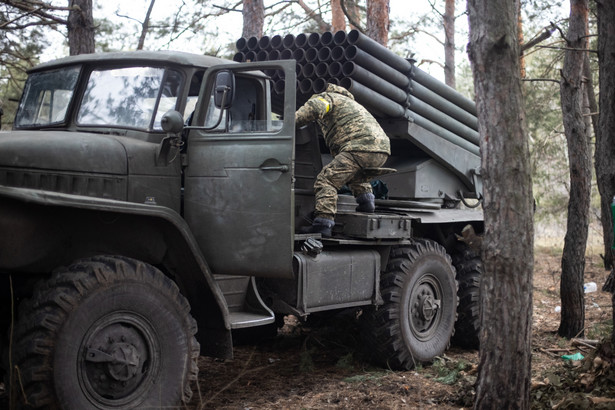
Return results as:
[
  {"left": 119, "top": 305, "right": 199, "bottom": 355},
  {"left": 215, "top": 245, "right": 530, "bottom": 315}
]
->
[
  {"left": 361, "top": 240, "right": 457, "bottom": 370},
  {"left": 11, "top": 256, "right": 199, "bottom": 409},
  {"left": 451, "top": 243, "right": 482, "bottom": 349}
]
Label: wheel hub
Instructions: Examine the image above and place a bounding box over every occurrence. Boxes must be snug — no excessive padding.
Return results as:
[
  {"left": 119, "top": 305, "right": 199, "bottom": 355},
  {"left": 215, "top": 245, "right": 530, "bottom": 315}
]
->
[
  {"left": 410, "top": 280, "right": 442, "bottom": 338},
  {"left": 108, "top": 342, "right": 140, "bottom": 381},
  {"left": 81, "top": 316, "right": 156, "bottom": 403},
  {"left": 419, "top": 293, "right": 439, "bottom": 322}
]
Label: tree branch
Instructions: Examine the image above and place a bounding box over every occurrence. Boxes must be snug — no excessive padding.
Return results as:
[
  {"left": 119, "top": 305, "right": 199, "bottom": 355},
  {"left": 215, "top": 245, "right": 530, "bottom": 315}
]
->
[
  {"left": 265, "top": 2, "right": 293, "bottom": 19},
  {"left": 2, "top": 20, "right": 60, "bottom": 30},
  {"left": 340, "top": 0, "right": 364, "bottom": 33},
  {"left": 264, "top": 1, "right": 288, "bottom": 10},
  {"left": 520, "top": 23, "right": 556, "bottom": 55},
  {"left": 521, "top": 78, "right": 561, "bottom": 84},
  {"left": 295, "top": 0, "right": 331, "bottom": 32},
  {"left": 427, "top": 0, "right": 444, "bottom": 19},
  {"left": 394, "top": 27, "right": 443, "bottom": 46},
  {"left": 137, "top": 0, "right": 156, "bottom": 50},
  {"left": 3, "top": 0, "right": 69, "bottom": 25},
  {"left": 417, "top": 59, "right": 444, "bottom": 69},
  {"left": 213, "top": 2, "right": 242, "bottom": 13},
  {"left": 536, "top": 45, "right": 598, "bottom": 54},
  {"left": 114, "top": 12, "right": 142, "bottom": 24},
  {"left": 0, "top": 6, "right": 44, "bottom": 28}
]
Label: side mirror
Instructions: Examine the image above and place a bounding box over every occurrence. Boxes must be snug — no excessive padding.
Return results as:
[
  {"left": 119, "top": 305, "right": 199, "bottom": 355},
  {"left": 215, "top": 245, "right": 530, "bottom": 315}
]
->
[
  {"left": 157, "top": 110, "right": 184, "bottom": 166},
  {"left": 160, "top": 110, "right": 185, "bottom": 134},
  {"left": 214, "top": 70, "right": 235, "bottom": 109}
]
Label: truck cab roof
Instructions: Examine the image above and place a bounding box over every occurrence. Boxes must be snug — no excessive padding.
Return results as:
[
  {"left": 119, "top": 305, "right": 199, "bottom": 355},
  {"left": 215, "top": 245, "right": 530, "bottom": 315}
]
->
[{"left": 29, "top": 50, "right": 232, "bottom": 73}]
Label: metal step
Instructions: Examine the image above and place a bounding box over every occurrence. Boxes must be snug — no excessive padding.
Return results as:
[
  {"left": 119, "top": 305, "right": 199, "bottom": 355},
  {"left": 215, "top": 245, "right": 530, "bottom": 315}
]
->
[
  {"left": 228, "top": 311, "right": 274, "bottom": 328},
  {"left": 214, "top": 275, "right": 275, "bottom": 329}
]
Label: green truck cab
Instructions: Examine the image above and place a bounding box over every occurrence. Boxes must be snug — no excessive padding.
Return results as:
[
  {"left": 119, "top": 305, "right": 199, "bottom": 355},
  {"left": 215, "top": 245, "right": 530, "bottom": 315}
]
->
[{"left": 0, "top": 49, "right": 483, "bottom": 409}]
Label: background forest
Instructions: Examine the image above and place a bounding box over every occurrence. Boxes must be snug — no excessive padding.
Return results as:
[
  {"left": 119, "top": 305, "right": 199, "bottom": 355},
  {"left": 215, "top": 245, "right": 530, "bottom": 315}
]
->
[{"left": 0, "top": 0, "right": 596, "bottom": 240}]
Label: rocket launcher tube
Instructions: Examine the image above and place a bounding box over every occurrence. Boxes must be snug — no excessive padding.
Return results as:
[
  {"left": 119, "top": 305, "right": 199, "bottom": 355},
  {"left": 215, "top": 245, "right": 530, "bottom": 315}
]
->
[
  {"left": 407, "top": 95, "right": 480, "bottom": 145},
  {"left": 407, "top": 112, "right": 481, "bottom": 156},
  {"left": 344, "top": 46, "right": 410, "bottom": 89},
  {"left": 346, "top": 29, "right": 412, "bottom": 74},
  {"left": 339, "top": 77, "right": 406, "bottom": 118},
  {"left": 341, "top": 61, "right": 409, "bottom": 104},
  {"left": 409, "top": 81, "right": 478, "bottom": 131},
  {"left": 411, "top": 66, "right": 477, "bottom": 115}
]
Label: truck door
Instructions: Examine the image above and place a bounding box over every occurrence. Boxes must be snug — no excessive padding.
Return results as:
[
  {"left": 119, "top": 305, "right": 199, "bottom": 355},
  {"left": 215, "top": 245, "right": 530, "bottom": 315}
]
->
[{"left": 184, "top": 61, "right": 296, "bottom": 279}]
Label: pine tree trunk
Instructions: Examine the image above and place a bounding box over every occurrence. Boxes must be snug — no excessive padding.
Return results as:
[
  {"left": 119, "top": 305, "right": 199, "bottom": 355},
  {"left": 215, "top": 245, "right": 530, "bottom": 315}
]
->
[
  {"left": 558, "top": 0, "right": 591, "bottom": 340},
  {"left": 366, "top": 0, "right": 389, "bottom": 46},
  {"left": 67, "top": 0, "right": 94, "bottom": 55},
  {"left": 443, "top": 0, "right": 455, "bottom": 88},
  {"left": 242, "top": 0, "right": 264, "bottom": 39},
  {"left": 518, "top": 1, "right": 525, "bottom": 78},
  {"left": 596, "top": 0, "right": 615, "bottom": 345},
  {"left": 332, "top": 0, "right": 346, "bottom": 32},
  {"left": 596, "top": 0, "right": 615, "bottom": 271},
  {"left": 467, "top": 0, "right": 534, "bottom": 408}
]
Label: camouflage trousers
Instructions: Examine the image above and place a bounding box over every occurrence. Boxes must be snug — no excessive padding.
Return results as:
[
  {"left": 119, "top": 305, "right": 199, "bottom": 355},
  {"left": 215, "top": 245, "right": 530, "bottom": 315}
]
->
[{"left": 314, "top": 151, "right": 388, "bottom": 220}]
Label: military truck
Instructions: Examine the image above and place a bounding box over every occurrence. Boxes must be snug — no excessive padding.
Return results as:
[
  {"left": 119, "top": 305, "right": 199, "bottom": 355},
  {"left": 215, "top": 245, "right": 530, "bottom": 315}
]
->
[{"left": 0, "top": 30, "right": 483, "bottom": 409}]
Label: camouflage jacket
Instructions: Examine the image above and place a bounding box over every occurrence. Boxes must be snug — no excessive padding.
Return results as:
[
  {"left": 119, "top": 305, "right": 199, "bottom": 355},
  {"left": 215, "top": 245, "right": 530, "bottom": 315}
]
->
[{"left": 295, "top": 84, "right": 391, "bottom": 157}]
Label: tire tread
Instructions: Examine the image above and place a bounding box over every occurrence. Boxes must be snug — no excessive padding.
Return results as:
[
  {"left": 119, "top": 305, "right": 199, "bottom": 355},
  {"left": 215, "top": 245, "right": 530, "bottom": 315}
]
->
[
  {"left": 361, "top": 240, "right": 457, "bottom": 370},
  {"left": 11, "top": 255, "right": 199, "bottom": 408}
]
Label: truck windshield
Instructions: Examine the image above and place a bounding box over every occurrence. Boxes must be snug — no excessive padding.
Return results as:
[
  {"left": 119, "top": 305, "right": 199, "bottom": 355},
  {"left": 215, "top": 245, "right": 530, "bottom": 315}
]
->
[
  {"left": 15, "top": 66, "right": 81, "bottom": 127},
  {"left": 15, "top": 65, "right": 182, "bottom": 131},
  {"left": 77, "top": 66, "right": 182, "bottom": 130}
]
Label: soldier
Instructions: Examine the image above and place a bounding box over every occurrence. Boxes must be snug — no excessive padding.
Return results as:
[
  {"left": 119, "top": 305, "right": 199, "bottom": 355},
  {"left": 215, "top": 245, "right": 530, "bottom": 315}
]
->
[{"left": 296, "top": 83, "right": 390, "bottom": 237}]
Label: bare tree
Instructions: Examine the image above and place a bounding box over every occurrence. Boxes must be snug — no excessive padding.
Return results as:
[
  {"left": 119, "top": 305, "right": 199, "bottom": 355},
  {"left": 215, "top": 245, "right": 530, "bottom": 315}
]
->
[
  {"left": 242, "top": 0, "right": 264, "bottom": 38},
  {"left": 67, "top": 0, "right": 95, "bottom": 55},
  {"left": 467, "top": 0, "right": 534, "bottom": 407},
  {"left": 558, "top": 0, "right": 591, "bottom": 339},
  {"left": 366, "top": 0, "right": 389, "bottom": 45}
]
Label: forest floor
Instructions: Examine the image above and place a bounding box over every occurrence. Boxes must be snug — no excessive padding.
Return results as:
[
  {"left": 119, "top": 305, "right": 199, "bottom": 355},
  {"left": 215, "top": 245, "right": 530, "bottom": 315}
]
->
[{"left": 187, "top": 245, "right": 615, "bottom": 410}]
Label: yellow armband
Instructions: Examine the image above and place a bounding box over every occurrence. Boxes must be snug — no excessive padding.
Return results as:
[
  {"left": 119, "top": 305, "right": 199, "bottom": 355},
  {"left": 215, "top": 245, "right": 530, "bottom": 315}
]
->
[{"left": 316, "top": 97, "right": 331, "bottom": 113}]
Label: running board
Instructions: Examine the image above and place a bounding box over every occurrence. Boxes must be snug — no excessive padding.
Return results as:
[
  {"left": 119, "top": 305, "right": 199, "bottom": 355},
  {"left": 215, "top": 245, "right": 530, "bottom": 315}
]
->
[{"left": 215, "top": 275, "right": 275, "bottom": 329}]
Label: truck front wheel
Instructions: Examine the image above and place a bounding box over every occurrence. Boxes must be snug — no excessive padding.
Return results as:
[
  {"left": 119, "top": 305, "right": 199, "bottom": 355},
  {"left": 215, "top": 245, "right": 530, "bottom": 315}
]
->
[
  {"left": 361, "top": 240, "right": 458, "bottom": 370},
  {"left": 11, "top": 256, "right": 199, "bottom": 409}
]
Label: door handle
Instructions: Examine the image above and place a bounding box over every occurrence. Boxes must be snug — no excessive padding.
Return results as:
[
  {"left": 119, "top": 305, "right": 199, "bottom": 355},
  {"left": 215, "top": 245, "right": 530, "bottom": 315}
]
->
[{"left": 260, "top": 165, "right": 289, "bottom": 172}]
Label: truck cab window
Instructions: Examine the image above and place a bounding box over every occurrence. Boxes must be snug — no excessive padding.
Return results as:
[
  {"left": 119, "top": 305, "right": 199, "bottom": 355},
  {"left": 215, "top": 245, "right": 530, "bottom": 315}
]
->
[
  {"left": 15, "top": 66, "right": 81, "bottom": 127},
  {"left": 77, "top": 66, "right": 182, "bottom": 130},
  {"left": 202, "top": 75, "right": 282, "bottom": 133},
  {"left": 153, "top": 70, "right": 183, "bottom": 130},
  {"left": 184, "top": 71, "right": 204, "bottom": 124}
]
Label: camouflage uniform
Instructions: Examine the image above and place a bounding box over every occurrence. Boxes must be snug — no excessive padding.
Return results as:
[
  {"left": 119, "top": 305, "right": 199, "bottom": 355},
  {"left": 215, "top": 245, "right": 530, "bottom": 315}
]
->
[{"left": 295, "top": 84, "right": 390, "bottom": 221}]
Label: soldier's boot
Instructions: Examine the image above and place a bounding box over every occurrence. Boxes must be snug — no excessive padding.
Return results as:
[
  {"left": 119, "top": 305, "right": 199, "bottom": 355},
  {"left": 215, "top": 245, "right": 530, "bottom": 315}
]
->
[
  {"left": 301, "top": 217, "right": 335, "bottom": 237},
  {"left": 355, "top": 193, "right": 375, "bottom": 213}
]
